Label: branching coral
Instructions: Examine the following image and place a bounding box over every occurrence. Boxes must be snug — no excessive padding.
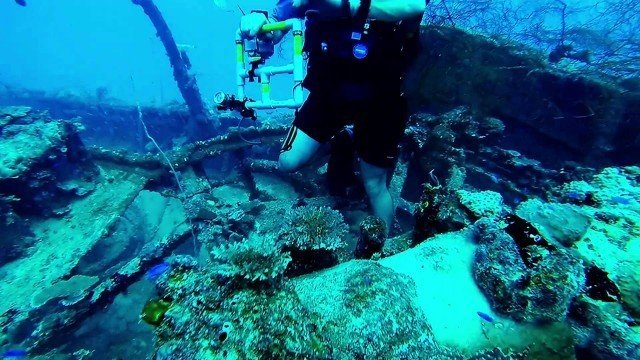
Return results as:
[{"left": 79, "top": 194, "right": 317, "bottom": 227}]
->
[
  {"left": 279, "top": 206, "right": 348, "bottom": 251},
  {"left": 211, "top": 235, "right": 291, "bottom": 284}
]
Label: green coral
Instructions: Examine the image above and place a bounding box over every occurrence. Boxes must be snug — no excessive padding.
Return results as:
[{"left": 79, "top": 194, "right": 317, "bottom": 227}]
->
[
  {"left": 211, "top": 235, "right": 291, "bottom": 284},
  {"left": 141, "top": 298, "right": 172, "bottom": 326},
  {"left": 279, "top": 206, "right": 348, "bottom": 251}
]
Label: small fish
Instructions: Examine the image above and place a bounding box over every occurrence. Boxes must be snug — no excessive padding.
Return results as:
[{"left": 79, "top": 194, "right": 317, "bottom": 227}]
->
[
  {"left": 146, "top": 262, "right": 171, "bottom": 280},
  {"left": 2, "top": 349, "right": 27, "bottom": 358},
  {"left": 610, "top": 196, "right": 632, "bottom": 205},
  {"left": 428, "top": 169, "right": 440, "bottom": 187},
  {"left": 14, "top": 0, "right": 26, "bottom": 6},
  {"left": 476, "top": 311, "right": 494, "bottom": 322}
]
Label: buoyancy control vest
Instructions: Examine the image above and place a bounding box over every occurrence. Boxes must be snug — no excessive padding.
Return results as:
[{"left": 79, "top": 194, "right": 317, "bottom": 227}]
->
[{"left": 302, "top": 5, "right": 422, "bottom": 97}]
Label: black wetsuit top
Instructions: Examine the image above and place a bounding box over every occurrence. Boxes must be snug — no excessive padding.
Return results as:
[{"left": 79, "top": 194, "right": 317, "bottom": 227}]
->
[
  {"left": 274, "top": 1, "right": 423, "bottom": 168},
  {"left": 273, "top": 0, "right": 421, "bottom": 96}
]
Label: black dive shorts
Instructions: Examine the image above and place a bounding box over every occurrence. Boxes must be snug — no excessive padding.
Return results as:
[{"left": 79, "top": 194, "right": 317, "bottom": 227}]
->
[{"left": 292, "top": 91, "right": 408, "bottom": 169}]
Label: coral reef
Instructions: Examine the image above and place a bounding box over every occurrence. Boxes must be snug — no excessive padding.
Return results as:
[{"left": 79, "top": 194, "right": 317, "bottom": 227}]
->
[
  {"left": 2, "top": 185, "right": 192, "bottom": 352},
  {"left": 151, "top": 259, "right": 328, "bottom": 360},
  {"left": 413, "top": 169, "right": 506, "bottom": 244},
  {"left": 468, "top": 348, "right": 529, "bottom": 360},
  {"left": 403, "top": 108, "right": 505, "bottom": 185},
  {"left": 0, "top": 202, "right": 35, "bottom": 266},
  {"left": 554, "top": 167, "right": 640, "bottom": 325},
  {"left": 473, "top": 219, "right": 530, "bottom": 318},
  {"left": 406, "top": 26, "right": 640, "bottom": 166},
  {"left": 1, "top": 24, "right": 639, "bottom": 358},
  {"left": 558, "top": 180, "right": 597, "bottom": 205},
  {"left": 401, "top": 106, "right": 545, "bottom": 205},
  {"left": 381, "top": 232, "right": 413, "bottom": 258},
  {"left": 617, "top": 259, "right": 640, "bottom": 318},
  {"left": 30, "top": 275, "right": 99, "bottom": 308}
]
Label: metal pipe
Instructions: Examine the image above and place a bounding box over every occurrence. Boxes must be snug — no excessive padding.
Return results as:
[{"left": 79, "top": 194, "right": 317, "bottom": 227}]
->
[
  {"left": 255, "top": 64, "right": 295, "bottom": 76},
  {"left": 246, "top": 99, "right": 300, "bottom": 109},
  {"left": 233, "top": 18, "right": 305, "bottom": 111},
  {"left": 235, "top": 29, "right": 246, "bottom": 99}
]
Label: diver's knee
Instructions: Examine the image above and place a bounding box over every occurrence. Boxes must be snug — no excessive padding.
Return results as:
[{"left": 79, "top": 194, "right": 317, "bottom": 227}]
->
[
  {"left": 362, "top": 177, "right": 387, "bottom": 197},
  {"left": 278, "top": 152, "right": 302, "bottom": 172}
]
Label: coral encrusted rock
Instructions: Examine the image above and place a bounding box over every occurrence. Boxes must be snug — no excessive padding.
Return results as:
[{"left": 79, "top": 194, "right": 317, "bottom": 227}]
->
[
  {"left": 458, "top": 190, "right": 505, "bottom": 219},
  {"left": 473, "top": 217, "right": 585, "bottom": 322},
  {"left": 516, "top": 199, "right": 591, "bottom": 247}
]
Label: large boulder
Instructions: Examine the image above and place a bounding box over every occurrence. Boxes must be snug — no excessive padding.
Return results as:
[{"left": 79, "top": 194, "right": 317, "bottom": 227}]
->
[
  {"left": 516, "top": 199, "right": 591, "bottom": 247},
  {"left": 473, "top": 217, "right": 586, "bottom": 323}
]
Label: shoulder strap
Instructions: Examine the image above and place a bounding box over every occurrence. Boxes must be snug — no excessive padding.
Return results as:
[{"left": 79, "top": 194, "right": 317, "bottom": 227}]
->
[
  {"left": 355, "top": 0, "right": 371, "bottom": 22},
  {"left": 341, "top": 0, "right": 351, "bottom": 18}
]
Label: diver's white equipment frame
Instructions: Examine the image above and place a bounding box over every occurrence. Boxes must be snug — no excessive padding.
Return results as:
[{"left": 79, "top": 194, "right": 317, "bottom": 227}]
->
[{"left": 235, "top": 19, "right": 305, "bottom": 110}]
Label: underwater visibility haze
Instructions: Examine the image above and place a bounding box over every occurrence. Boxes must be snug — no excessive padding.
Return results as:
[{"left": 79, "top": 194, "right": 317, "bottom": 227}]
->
[{"left": 0, "top": 0, "right": 639, "bottom": 359}]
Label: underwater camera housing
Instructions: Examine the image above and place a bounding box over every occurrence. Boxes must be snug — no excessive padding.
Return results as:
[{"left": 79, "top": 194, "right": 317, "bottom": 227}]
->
[{"left": 214, "top": 17, "right": 305, "bottom": 120}]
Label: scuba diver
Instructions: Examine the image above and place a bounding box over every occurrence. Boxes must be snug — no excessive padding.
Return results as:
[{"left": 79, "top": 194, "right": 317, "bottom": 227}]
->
[{"left": 240, "top": 0, "right": 427, "bottom": 234}]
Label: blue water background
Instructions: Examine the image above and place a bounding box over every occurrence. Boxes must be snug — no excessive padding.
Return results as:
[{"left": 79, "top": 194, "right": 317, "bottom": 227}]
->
[{"left": 0, "top": 0, "right": 294, "bottom": 106}]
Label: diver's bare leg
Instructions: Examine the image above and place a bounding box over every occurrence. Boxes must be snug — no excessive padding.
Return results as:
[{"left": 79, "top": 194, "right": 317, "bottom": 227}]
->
[
  {"left": 360, "top": 160, "right": 393, "bottom": 234},
  {"left": 279, "top": 126, "right": 323, "bottom": 172}
]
